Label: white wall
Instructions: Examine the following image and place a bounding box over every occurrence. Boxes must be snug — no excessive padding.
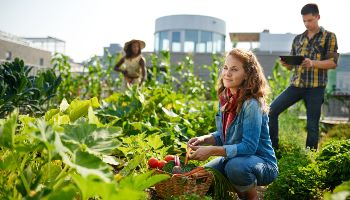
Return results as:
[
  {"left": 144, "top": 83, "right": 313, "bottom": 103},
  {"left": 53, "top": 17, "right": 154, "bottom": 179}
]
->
[
  {"left": 259, "top": 32, "right": 296, "bottom": 52},
  {"left": 155, "top": 15, "right": 226, "bottom": 34}
]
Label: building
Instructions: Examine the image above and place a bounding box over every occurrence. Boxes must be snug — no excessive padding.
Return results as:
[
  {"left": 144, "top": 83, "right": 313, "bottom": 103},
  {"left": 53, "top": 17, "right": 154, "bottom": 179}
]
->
[
  {"left": 229, "top": 30, "right": 296, "bottom": 77},
  {"left": 102, "top": 43, "right": 123, "bottom": 61},
  {"left": 0, "top": 30, "right": 52, "bottom": 74},
  {"left": 153, "top": 14, "right": 226, "bottom": 80},
  {"left": 0, "top": 30, "right": 85, "bottom": 75},
  {"left": 336, "top": 54, "right": 350, "bottom": 94},
  {"left": 104, "top": 43, "right": 122, "bottom": 55},
  {"left": 24, "top": 36, "right": 65, "bottom": 54},
  {"left": 154, "top": 15, "right": 226, "bottom": 54}
]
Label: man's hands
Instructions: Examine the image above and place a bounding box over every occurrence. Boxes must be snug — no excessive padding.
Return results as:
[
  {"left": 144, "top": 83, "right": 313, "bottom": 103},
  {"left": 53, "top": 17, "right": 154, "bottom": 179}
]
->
[
  {"left": 280, "top": 58, "right": 315, "bottom": 70},
  {"left": 301, "top": 58, "right": 314, "bottom": 68},
  {"left": 280, "top": 60, "right": 293, "bottom": 70}
]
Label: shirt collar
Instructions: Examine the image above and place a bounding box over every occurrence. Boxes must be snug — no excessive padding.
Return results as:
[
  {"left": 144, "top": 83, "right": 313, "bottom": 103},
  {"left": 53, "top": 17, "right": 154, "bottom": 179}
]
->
[{"left": 301, "top": 26, "right": 325, "bottom": 39}]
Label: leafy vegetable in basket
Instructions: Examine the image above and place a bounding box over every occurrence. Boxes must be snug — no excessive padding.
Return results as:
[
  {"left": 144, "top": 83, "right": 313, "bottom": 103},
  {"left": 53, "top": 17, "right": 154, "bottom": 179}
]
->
[
  {"left": 161, "top": 156, "right": 197, "bottom": 174},
  {"left": 205, "top": 167, "right": 236, "bottom": 200}
]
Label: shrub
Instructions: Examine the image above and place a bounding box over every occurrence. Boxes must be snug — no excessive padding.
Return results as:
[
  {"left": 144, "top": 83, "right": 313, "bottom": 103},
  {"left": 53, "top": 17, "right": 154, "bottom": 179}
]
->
[
  {"left": 0, "top": 58, "right": 61, "bottom": 118},
  {"left": 264, "top": 148, "right": 322, "bottom": 200},
  {"left": 317, "top": 139, "right": 350, "bottom": 190},
  {"left": 320, "top": 123, "right": 350, "bottom": 145}
]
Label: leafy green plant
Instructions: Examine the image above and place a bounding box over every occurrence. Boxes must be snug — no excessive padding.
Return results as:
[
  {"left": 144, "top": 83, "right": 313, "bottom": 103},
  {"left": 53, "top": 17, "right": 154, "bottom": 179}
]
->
[
  {"left": 0, "top": 58, "right": 61, "bottom": 118},
  {"left": 0, "top": 99, "right": 169, "bottom": 199},
  {"left": 52, "top": 53, "right": 73, "bottom": 101},
  {"left": 264, "top": 147, "right": 317, "bottom": 200},
  {"left": 320, "top": 124, "right": 350, "bottom": 144},
  {"left": 117, "top": 133, "right": 170, "bottom": 176},
  {"left": 317, "top": 139, "right": 350, "bottom": 190},
  {"left": 267, "top": 61, "right": 291, "bottom": 102},
  {"left": 324, "top": 179, "right": 350, "bottom": 200},
  {"left": 203, "top": 54, "right": 223, "bottom": 100}
]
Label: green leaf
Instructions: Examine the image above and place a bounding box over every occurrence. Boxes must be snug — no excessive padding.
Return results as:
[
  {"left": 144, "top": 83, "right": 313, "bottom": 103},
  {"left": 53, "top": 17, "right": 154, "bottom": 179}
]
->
[
  {"left": 67, "top": 99, "right": 91, "bottom": 122},
  {"left": 119, "top": 170, "right": 169, "bottom": 191},
  {"left": 50, "top": 114, "right": 70, "bottom": 125},
  {"left": 102, "top": 155, "right": 120, "bottom": 166},
  {"left": 0, "top": 109, "right": 18, "bottom": 148},
  {"left": 40, "top": 162, "right": 63, "bottom": 185},
  {"left": 146, "top": 134, "right": 164, "bottom": 150},
  {"left": 88, "top": 107, "right": 102, "bottom": 126},
  {"left": 54, "top": 132, "right": 113, "bottom": 182},
  {"left": 46, "top": 185, "right": 77, "bottom": 200},
  {"left": 60, "top": 98, "right": 70, "bottom": 112},
  {"left": 61, "top": 122, "right": 122, "bottom": 155},
  {"left": 162, "top": 107, "right": 179, "bottom": 118},
  {"left": 90, "top": 97, "right": 100, "bottom": 108},
  {"left": 71, "top": 173, "right": 146, "bottom": 200},
  {"left": 120, "top": 154, "right": 144, "bottom": 177},
  {"left": 0, "top": 149, "right": 19, "bottom": 170}
]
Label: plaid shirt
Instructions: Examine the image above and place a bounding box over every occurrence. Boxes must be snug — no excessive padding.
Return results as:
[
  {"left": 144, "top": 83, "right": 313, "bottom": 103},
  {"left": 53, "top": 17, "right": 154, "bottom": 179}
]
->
[{"left": 290, "top": 27, "right": 338, "bottom": 88}]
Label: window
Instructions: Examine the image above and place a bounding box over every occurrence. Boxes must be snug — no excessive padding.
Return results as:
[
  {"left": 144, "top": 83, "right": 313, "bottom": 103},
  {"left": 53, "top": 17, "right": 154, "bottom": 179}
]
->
[
  {"left": 39, "top": 58, "right": 44, "bottom": 66},
  {"left": 5, "top": 51, "right": 12, "bottom": 60},
  {"left": 213, "top": 33, "right": 225, "bottom": 53},
  {"left": 154, "top": 33, "right": 159, "bottom": 52},
  {"left": 159, "top": 31, "right": 169, "bottom": 51},
  {"left": 171, "top": 32, "right": 181, "bottom": 52},
  {"left": 184, "top": 30, "right": 198, "bottom": 52},
  {"left": 197, "top": 31, "right": 213, "bottom": 53}
]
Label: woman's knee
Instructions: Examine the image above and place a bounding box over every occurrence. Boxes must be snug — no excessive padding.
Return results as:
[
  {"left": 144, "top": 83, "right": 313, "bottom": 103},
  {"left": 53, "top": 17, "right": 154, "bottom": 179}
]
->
[
  {"left": 224, "top": 158, "right": 256, "bottom": 186},
  {"left": 205, "top": 157, "right": 225, "bottom": 175}
]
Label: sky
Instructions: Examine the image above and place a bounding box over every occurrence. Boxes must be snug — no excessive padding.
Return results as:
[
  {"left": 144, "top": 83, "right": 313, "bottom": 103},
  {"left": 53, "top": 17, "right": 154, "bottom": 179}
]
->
[{"left": 0, "top": 0, "right": 349, "bottom": 62}]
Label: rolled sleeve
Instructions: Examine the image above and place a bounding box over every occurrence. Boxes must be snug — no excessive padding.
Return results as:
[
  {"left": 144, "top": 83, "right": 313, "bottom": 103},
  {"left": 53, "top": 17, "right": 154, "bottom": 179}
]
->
[
  {"left": 326, "top": 33, "right": 339, "bottom": 64},
  {"left": 211, "top": 131, "right": 223, "bottom": 146},
  {"left": 223, "top": 144, "right": 237, "bottom": 158}
]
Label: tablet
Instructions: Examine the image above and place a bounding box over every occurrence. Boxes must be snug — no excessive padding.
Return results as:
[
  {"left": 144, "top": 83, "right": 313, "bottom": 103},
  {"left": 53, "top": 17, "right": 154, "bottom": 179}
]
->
[{"left": 279, "top": 55, "right": 305, "bottom": 65}]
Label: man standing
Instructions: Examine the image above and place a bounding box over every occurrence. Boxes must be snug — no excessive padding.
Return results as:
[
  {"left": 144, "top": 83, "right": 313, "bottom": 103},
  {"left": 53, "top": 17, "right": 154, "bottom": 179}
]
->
[{"left": 269, "top": 3, "right": 338, "bottom": 150}]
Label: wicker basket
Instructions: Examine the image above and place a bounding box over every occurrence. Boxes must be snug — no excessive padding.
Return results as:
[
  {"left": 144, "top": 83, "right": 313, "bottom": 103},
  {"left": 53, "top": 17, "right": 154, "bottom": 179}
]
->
[{"left": 155, "top": 166, "right": 213, "bottom": 199}]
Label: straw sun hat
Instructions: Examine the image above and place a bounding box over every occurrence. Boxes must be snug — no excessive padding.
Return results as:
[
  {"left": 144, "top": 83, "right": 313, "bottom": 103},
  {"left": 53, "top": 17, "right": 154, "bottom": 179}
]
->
[{"left": 124, "top": 39, "right": 146, "bottom": 51}]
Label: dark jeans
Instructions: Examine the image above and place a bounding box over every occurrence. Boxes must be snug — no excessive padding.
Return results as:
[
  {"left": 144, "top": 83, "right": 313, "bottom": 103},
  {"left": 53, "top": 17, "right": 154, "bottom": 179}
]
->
[
  {"left": 269, "top": 86, "right": 325, "bottom": 149},
  {"left": 205, "top": 156, "right": 278, "bottom": 193}
]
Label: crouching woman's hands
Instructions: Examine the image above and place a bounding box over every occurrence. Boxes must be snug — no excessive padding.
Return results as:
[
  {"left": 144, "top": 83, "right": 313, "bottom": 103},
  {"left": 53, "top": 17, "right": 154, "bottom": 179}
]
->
[
  {"left": 187, "top": 134, "right": 226, "bottom": 161},
  {"left": 188, "top": 146, "right": 227, "bottom": 161},
  {"left": 187, "top": 134, "right": 216, "bottom": 148}
]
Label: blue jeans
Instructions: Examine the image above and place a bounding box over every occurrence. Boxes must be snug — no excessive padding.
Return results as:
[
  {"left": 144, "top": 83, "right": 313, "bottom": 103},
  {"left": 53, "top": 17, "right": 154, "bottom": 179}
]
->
[
  {"left": 205, "top": 156, "right": 278, "bottom": 192},
  {"left": 269, "top": 86, "right": 325, "bottom": 149}
]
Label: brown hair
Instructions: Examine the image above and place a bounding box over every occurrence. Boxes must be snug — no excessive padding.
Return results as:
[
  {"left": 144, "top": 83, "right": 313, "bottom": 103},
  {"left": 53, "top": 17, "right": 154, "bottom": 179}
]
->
[
  {"left": 301, "top": 3, "right": 319, "bottom": 16},
  {"left": 216, "top": 48, "right": 270, "bottom": 113},
  {"left": 125, "top": 41, "right": 142, "bottom": 59}
]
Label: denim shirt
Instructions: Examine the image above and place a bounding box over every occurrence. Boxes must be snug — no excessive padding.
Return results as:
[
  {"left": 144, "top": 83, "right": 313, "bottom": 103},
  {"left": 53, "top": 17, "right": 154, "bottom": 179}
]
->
[{"left": 212, "top": 98, "right": 278, "bottom": 168}]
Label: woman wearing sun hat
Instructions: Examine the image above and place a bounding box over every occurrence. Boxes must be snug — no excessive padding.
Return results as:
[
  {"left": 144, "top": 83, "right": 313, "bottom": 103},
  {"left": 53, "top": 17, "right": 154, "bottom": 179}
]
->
[{"left": 114, "top": 39, "right": 146, "bottom": 88}]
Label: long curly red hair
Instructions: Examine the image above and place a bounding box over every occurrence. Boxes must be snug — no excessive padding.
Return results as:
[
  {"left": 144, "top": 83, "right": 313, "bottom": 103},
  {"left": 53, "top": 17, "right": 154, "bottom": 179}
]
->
[{"left": 216, "top": 48, "right": 270, "bottom": 113}]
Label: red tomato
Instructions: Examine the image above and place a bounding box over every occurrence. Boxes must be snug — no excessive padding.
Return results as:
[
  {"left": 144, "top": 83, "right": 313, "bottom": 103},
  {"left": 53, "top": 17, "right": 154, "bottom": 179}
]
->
[
  {"left": 148, "top": 157, "right": 159, "bottom": 168},
  {"left": 164, "top": 155, "right": 175, "bottom": 162},
  {"left": 157, "top": 160, "right": 167, "bottom": 169}
]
